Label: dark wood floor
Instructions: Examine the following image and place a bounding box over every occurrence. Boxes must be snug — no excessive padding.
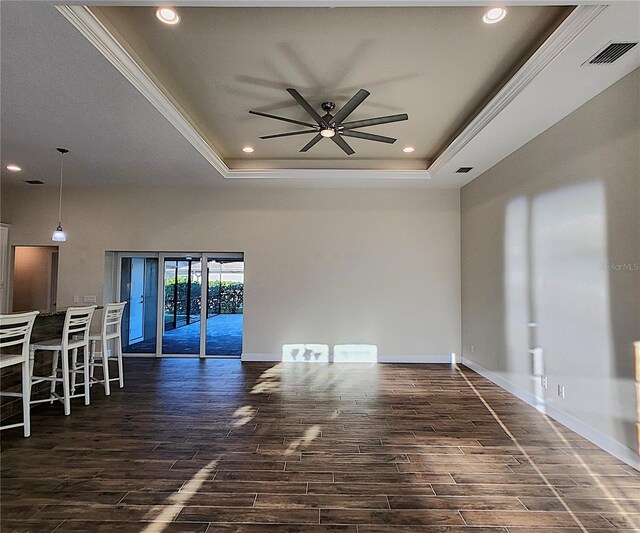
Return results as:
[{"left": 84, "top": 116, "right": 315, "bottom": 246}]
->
[{"left": 1, "top": 359, "right": 639, "bottom": 532}]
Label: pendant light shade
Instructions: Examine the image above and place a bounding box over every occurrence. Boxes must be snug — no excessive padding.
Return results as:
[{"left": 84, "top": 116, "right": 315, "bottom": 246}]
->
[
  {"left": 52, "top": 148, "right": 69, "bottom": 242},
  {"left": 52, "top": 224, "right": 66, "bottom": 242}
]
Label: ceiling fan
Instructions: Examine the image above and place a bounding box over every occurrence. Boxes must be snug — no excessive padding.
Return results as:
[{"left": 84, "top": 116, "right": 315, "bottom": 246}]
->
[{"left": 249, "top": 88, "right": 408, "bottom": 155}]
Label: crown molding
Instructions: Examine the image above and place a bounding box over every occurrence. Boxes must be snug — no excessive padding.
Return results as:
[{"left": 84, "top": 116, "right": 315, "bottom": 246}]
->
[
  {"left": 55, "top": 5, "right": 230, "bottom": 178},
  {"left": 427, "top": 4, "right": 608, "bottom": 177},
  {"left": 226, "top": 168, "right": 431, "bottom": 179}
]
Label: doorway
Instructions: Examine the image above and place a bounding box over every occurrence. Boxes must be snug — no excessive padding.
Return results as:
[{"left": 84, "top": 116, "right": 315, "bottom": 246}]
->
[{"left": 12, "top": 246, "right": 58, "bottom": 312}]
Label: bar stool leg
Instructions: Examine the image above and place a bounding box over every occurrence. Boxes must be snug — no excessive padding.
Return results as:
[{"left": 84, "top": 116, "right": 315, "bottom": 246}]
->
[
  {"left": 89, "top": 339, "right": 96, "bottom": 383},
  {"left": 102, "top": 337, "right": 111, "bottom": 396},
  {"left": 70, "top": 348, "right": 78, "bottom": 394},
  {"left": 50, "top": 350, "right": 59, "bottom": 402},
  {"left": 21, "top": 359, "right": 31, "bottom": 438},
  {"left": 61, "top": 348, "right": 71, "bottom": 416},
  {"left": 83, "top": 345, "right": 91, "bottom": 406},
  {"left": 116, "top": 339, "right": 124, "bottom": 388}
]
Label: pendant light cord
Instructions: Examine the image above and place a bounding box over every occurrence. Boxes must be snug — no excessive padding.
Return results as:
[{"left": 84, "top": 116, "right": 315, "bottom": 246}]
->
[{"left": 57, "top": 152, "right": 64, "bottom": 225}]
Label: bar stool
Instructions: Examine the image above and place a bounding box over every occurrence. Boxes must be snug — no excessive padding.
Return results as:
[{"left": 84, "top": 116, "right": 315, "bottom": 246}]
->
[
  {"left": 30, "top": 305, "right": 96, "bottom": 416},
  {"left": 88, "top": 301, "right": 126, "bottom": 396},
  {"left": 0, "top": 311, "right": 39, "bottom": 437}
]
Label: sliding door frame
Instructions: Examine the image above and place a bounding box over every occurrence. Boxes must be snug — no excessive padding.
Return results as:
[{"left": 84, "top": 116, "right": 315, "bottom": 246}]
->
[
  {"left": 115, "top": 251, "right": 243, "bottom": 358},
  {"left": 115, "top": 252, "right": 161, "bottom": 357},
  {"left": 158, "top": 252, "right": 207, "bottom": 359}
]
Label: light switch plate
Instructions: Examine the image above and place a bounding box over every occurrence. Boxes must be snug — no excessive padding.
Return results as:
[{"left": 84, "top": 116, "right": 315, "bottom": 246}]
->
[{"left": 83, "top": 295, "right": 97, "bottom": 303}]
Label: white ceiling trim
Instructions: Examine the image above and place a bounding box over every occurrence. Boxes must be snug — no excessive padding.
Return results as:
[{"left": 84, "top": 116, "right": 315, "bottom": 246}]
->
[
  {"left": 60, "top": 1, "right": 610, "bottom": 7},
  {"left": 226, "top": 169, "right": 431, "bottom": 179},
  {"left": 55, "top": 5, "right": 230, "bottom": 178},
  {"left": 427, "top": 3, "right": 607, "bottom": 177}
]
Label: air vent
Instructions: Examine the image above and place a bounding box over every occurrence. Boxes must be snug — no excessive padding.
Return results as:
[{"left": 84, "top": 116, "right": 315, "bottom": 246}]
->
[
  {"left": 586, "top": 42, "right": 638, "bottom": 65},
  {"left": 456, "top": 167, "right": 473, "bottom": 173},
  {"left": 24, "top": 180, "right": 44, "bottom": 185}
]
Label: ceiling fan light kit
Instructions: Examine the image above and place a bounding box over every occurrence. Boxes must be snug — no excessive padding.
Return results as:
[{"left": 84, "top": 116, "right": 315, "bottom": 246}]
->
[{"left": 250, "top": 88, "right": 408, "bottom": 156}]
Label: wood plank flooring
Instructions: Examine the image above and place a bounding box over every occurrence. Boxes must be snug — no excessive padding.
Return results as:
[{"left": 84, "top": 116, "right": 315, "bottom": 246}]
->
[{"left": 1, "top": 359, "right": 639, "bottom": 532}]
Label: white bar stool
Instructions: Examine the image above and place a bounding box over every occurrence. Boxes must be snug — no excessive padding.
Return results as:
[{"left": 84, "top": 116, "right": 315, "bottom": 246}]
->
[
  {"left": 0, "top": 311, "right": 39, "bottom": 437},
  {"left": 88, "top": 301, "right": 127, "bottom": 396},
  {"left": 29, "top": 305, "right": 96, "bottom": 416}
]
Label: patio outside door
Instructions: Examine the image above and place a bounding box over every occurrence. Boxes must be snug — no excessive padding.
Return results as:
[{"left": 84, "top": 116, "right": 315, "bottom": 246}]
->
[
  {"left": 162, "top": 256, "right": 202, "bottom": 356},
  {"left": 128, "top": 258, "right": 145, "bottom": 344}
]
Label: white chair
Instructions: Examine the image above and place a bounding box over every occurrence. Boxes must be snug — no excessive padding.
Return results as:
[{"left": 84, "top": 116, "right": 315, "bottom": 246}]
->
[
  {"left": 30, "top": 305, "right": 96, "bottom": 416},
  {"left": 1, "top": 311, "right": 39, "bottom": 437},
  {"left": 88, "top": 302, "right": 127, "bottom": 396}
]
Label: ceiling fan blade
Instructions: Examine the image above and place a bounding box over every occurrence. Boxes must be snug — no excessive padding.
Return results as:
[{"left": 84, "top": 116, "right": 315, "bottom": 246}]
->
[
  {"left": 260, "top": 129, "right": 319, "bottom": 140},
  {"left": 332, "top": 135, "right": 355, "bottom": 155},
  {"left": 249, "top": 110, "right": 316, "bottom": 128},
  {"left": 300, "top": 134, "right": 323, "bottom": 152},
  {"left": 330, "top": 89, "right": 370, "bottom": 126},
  {"left": 341, "top": 113, "right": 408, "bottom": 130},
  {"left": 340, "top": 130, "right": 396, "bottom": 144},
  {"left": 286, "top": 88, "right": 325, "bottom": 125}
]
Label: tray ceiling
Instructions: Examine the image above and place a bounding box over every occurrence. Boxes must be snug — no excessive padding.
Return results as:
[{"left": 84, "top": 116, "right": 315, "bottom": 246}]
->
[{"left": 92, "top": 5, "right": 568, "bottom": 171}]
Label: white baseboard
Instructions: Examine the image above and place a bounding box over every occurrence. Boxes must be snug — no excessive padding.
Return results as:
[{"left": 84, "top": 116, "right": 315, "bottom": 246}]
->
[
  {"left": 241, "top": 353, "right": 456, "bottom": 363},
  {"left": 379, "top": 354, "right": 457, "bottom": 364},
  {"left": 462, "top": 356, "right": 640, "bottom": 471},
  {"left": 241, "top": 353, "right": 282, "bottom": 362}
]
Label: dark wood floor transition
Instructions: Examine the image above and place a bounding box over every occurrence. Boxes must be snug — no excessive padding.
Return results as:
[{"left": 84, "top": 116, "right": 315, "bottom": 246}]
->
[{"left": 1, "top": 359, "right": 639, "bottom": 532}]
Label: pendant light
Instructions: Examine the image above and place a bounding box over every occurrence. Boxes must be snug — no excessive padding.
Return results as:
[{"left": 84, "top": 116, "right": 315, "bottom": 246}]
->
[{"left": 51, "top": 147, "right": 69, "bottom": 242}]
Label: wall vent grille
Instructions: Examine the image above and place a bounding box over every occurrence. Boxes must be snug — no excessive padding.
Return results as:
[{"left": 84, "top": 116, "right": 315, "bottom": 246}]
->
[
  {"left": 456, "top": 167, "right": 473, "bottom": 173},
  {"left": 586, "top": 42, "right": 638, "bottom": 65}
]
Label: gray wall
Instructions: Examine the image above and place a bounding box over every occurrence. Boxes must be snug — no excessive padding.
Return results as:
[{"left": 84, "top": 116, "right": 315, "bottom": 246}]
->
[
  {"left": 461, "top": 68, "right": 640, "bottom": 456},
  {"left": 2, "top": 186, "right": 461, "bottom": 359}
]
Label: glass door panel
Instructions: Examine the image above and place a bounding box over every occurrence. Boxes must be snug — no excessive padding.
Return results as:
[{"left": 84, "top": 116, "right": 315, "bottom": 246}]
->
[
  {"left": 205, "top": 259, "right": 244, "bottom": 356},
  {"left": 162, "top": 257, "right": 202, "bottom": 355},
  {"left": 120, "top": 256, "right": 158, "bottom": 354}
]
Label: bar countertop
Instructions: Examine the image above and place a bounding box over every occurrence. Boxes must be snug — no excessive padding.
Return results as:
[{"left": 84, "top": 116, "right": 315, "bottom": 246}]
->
[{"left": 35, "top": 305, "right": 103, "bottom": 317}]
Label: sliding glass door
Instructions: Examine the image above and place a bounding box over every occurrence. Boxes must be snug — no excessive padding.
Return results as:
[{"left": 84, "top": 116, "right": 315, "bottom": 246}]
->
[
  {"left": 205, "top": 258, "right": 244, "bottom": 356},
  {"left": 119, "top": 255, "right": 159, "bottom": 354},
  {"left": 117, "top": 252, "right": 243, "bottom": 357},
  {"left": 162, "top": 256, "right": 202, "bottom": 355}
]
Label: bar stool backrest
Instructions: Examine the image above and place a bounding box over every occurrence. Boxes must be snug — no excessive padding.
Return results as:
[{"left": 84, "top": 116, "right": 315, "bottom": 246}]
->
[
  {"left": 102, "top": 302, "right": 127, "bottom": 340},
  {"left": 63, "top": 306, "right": 96, "bottom": 350},
  {"left": 0, "top": 312, "right": 39, "bottom": 361}
]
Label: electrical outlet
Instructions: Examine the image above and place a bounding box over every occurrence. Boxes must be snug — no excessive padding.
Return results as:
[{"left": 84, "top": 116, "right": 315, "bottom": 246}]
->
[
  {"left": 557, "top": 384, "right": 565, "bottom": 398},
  {"left": 73, "top": 295, "right": 80, "bottom": 303},
  {"left": 541, "top": 376, "right": 548, "bottom": 389},
  {"left": 470, "top": 344, "right": 474, "bottom": 354},
  {"left": 83, "top": 295, "right": 97, "bottom": 303}
]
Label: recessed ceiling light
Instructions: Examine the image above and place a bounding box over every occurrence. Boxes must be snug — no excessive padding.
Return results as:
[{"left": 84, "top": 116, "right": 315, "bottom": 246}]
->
[
  {"left": 483, "top": 7, "right": 507, "bottom": 24},
  {"left": 6, "top": 164, "right": 22, "bottom": 172},
  {"left": 242, "top": 146, "right": 255, "bottom": 153},
  {"left": 156, "top": 7, "right": 180, "bottom": 25},
  {"left": 402, "top": 146, "right": 415, "bottom": 153}
]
